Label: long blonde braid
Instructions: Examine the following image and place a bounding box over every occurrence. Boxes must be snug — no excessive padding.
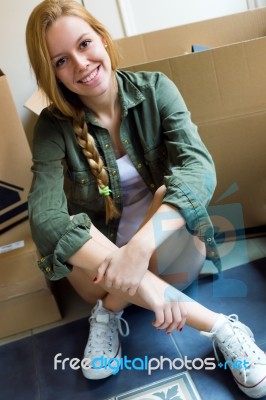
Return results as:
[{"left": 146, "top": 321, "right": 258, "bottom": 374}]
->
[{"left": 72, "top": 109, "right": 120, "bottom": 222}]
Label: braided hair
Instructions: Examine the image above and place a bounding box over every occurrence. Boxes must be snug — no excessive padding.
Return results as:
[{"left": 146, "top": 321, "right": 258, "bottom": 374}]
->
[{"left": 26, "top": 0, "right": 120, "bottom": 221}]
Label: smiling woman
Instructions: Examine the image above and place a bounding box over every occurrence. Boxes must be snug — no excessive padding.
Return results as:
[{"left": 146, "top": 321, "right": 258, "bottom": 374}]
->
[
  {"left": 45, "top": 16, "right": 113, "bottom": 102},
  {"left": 24, "top": 0, "right": 266, "bottom": 396}
]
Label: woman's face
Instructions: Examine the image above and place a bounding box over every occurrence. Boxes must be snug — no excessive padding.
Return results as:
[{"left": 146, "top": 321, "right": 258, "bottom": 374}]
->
[{"left": 46, "top": 15, "right": 113, "bottom": 102}]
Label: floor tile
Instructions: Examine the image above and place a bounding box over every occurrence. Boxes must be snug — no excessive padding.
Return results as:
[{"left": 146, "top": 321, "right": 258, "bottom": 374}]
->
[
  {"left": 0, "top": 336, "right": 40, "bottom": 400},
  {"left": 0, "top": 329, "right": 32, "bottom": 346},
  {"left": 109, "top": 372, "right": 201, "bottom": 400}
]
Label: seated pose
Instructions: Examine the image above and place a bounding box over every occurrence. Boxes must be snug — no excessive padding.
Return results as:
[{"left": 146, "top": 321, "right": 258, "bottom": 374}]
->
[{"left": 26, "top": 1, "right": 266, "bottom": 397}]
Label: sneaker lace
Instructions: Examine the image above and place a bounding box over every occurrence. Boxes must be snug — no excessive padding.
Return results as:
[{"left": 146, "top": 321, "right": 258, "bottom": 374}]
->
[
  {"left": 116, "top": 314, "right": 130, "bottom": 337},
  {"left": 201, "top": 314, "right": 259, "bottom": 366},
  {"left": 87, "top": 312, "right": 129, "bottom": 356}
]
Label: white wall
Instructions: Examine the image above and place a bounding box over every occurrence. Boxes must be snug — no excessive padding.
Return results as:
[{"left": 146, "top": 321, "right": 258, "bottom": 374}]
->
[
  {"left": 249, "top": 0, "right": 266, "bottom": 6},
  {"left": 83, "top": 0, "right": 125, "bottom": 38},
  {"left": 117, "top": 0, "right": 249, "bottom": 36},
  {"left": 0, "top": 0, "right": 42, "bottom": 146}
]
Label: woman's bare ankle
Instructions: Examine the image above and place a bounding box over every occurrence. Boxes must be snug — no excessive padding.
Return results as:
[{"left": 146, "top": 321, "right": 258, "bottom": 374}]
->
[{"left": 102, "top": 293, "right": 128, "bottom": 313}]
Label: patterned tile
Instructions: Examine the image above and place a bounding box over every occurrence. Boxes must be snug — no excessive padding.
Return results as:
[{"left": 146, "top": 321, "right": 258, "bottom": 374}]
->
[{"left": 108, "top": 372, "right": 201, "bottom": 400}]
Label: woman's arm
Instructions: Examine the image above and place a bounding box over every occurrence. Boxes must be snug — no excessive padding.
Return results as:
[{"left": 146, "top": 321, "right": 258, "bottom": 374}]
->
[
  {"left": 29, "top": 109, "right": 92, "bottom": 280},
  {"left": 95, "top": 201, "right": 185, "bottom": 295}
]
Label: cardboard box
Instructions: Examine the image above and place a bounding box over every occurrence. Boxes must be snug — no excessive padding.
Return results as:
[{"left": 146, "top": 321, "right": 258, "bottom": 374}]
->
[
  {"left": 0, "top": 289, "right": 61, "bottom": 339},
  {"left": 0, "top": 220, "right": 61, "bottom": 339},
  {"left": 0, "top": 70, "right": 32, "bottom": 234},
  {"left": 25, "top": 8, "right": 266, "bottom": 236}
]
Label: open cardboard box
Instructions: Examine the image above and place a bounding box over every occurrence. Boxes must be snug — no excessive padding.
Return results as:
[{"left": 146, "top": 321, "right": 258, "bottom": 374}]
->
[
  {"left": 0, "top": 70, "right": 32, "bottom": 234},
  {"left": 25, "top": 7, "right": 266, "bottom": 238},
  {"left": 0, "top": 220, "right": 61, "bottom": 339}
]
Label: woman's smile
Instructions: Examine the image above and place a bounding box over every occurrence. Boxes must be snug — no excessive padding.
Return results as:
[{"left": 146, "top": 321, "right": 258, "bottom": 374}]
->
[
  {"left": 77, "top": 65, "right": 100, "bottom": 85},
  {"left": 46, "top": 15, "right": 113, "bottom": 100}
]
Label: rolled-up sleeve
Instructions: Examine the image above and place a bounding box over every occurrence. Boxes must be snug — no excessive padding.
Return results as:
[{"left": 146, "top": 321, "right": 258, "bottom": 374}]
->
[{"left": 28, "top": 109, "right": 91, "bottom": 280}]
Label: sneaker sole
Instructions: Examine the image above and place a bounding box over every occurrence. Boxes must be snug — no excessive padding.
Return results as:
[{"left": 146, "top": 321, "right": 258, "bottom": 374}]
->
[
  {"left": 82, "top": 346, "right": 122, "bottom": 380},
  {"left": 236, "top": 375, "right": 266, "bottom": 399}
]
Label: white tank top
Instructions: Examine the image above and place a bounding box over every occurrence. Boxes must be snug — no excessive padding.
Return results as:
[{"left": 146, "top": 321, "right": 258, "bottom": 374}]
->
[{"left": 115, "top": 154, "right": 153, "bottom": 247}]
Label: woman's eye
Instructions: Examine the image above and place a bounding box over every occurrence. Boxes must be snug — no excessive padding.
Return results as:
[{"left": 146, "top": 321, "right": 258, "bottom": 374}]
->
[
  {"left": 80, "top": 39, "right": 91, "bottom": 49},
  {"left": 55, "top": 57, "right": 67, "bottom": 68}
]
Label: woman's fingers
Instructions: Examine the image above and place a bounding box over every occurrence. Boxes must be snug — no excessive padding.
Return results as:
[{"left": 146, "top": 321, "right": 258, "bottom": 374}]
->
[
  {"left": 155, "top": 303, "right": 173, "bottom": 330},
  {"left": 93, "top": 259, "right": 109, "bottom": 283},
  {"left": 94, "top": 257, "right": 141, "bottom": 294},
  {"left": 166, "top": 301, "right": 187, "bottom": 333},
  {"left": 152, "top": 305, "right": 165, "bottom": 329},
  {"left": 152, "top": 301, "right": 187, "bottom": 333},
  {"left": 176, "top": 300, "right": 187, "bottom": 331}
]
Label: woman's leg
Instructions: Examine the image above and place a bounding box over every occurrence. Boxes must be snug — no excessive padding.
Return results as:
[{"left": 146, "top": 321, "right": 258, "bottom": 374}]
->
[
  {"left": 67, "top": 184, "right": 213, "bottom": 323},
  {"left": 67, "top": 184, "right": 215, "bottom": 330},
  {"left": 67, "top": 222, "right": 218, "bottom": 334},
  {"left": 68, "top": 262, "right": 218, "bottom": 332},
  {"left": 139, "top": 184, "right": 206, "bottom": 291}
]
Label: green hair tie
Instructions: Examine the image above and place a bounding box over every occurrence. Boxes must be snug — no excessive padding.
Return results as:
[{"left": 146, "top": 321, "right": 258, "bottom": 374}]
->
[{"left": 99, "top": 186, "right": 112, "bottom": 197}]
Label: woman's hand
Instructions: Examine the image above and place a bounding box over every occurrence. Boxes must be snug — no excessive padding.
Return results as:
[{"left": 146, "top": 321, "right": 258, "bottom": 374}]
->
[
  {"left": 137, "top": 271, "right": 188, "bottom": 333},
  {"left": 93, "top": 241, "right": 151, "bottom": 296}
]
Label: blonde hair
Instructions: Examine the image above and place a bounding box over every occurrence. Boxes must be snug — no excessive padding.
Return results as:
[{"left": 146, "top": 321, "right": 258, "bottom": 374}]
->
[{"left": 26, "top": 0, "right": 120, "bottom": 222}]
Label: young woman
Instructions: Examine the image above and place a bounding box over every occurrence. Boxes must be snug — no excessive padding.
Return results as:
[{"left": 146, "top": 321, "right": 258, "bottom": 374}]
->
[{"left": 26, "top": 0, "right": 266, "bottom": 397}]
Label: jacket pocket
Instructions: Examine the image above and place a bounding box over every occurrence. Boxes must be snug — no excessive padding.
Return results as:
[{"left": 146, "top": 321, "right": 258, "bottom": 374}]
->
[
  {"left": 144, "top": 142, "right": 167, "bottom": 163},
  {"left": 67, "top": 170, "right": 99, "bottom": 207},
  {"left": 144, "top": 143, "right": 169, "bottom": 185}
]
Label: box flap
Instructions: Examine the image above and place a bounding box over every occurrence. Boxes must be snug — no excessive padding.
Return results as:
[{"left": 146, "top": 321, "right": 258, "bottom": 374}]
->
[{"left": 24, "top": 89, "right": 50, "bottom": 115}]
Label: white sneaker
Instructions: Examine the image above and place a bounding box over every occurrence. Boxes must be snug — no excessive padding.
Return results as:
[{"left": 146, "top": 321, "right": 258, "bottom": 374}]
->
[
  {"left": 202, "top": 314, "right": 266, "bottom": 398},
  {"left": 81, "top": 300, "right": 130, "bottom": 380}
]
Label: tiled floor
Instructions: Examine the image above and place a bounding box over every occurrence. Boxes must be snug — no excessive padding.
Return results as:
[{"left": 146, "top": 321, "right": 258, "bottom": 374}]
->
[{"left": 1, "top": 237, "right": 266, "bottom": 400}]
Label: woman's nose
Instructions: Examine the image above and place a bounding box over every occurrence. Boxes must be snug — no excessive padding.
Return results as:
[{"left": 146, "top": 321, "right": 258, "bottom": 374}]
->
[{"left": 73, "top": 53, "right": 89, "bottom": 71}]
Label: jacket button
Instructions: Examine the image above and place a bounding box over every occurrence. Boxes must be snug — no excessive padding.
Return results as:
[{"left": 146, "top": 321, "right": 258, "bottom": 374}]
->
[
  {"left": 150, "top": 183, "right": 155, "bottom": 189},
  {"left": 206, "top": 237, "right": 212, "bottom": 242},
  {"left": 137, "top": 163, "right": 142, "bottom": 169},
  {"left": 46, "top": 266, "right": 51, "bottom": 273},
  {"left": 112, "top": 170, "right": 117, "bottom": 176}
]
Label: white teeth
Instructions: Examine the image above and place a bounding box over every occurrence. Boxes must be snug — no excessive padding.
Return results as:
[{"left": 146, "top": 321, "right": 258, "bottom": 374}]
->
[{"left": 80, "top": 69, "right": 98, "bottom": 83}]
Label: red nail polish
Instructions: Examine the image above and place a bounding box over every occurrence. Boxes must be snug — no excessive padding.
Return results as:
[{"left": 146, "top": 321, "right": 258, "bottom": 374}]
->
[
  {"left": 93, "top": 277, "right": 97, "bottom": 282},
  {"left": 179, "top": 328, "right": 183, "bottom": 332}
]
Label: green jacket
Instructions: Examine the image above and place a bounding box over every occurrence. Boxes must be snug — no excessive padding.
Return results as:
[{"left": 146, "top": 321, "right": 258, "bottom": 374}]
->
[{"left": 29, "top": 70, "right": 220, "bottom": 280}]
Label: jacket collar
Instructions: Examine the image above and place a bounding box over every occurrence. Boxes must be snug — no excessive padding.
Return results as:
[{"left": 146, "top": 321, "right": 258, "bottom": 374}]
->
[
  {"left": 116, "top": 70, "right": 145, "bottom": 118},
  {"left": 84, "top": 70, "right": 145, "bottom": 124}
]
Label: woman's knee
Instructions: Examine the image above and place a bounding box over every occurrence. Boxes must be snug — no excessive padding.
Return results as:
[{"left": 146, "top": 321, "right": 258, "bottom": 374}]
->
[
  {"left": 154, "top": 231, "right": 206, "bottom": 290},
  {"left": 67, "top": 266, "right": 107, "bottom": 304}
]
